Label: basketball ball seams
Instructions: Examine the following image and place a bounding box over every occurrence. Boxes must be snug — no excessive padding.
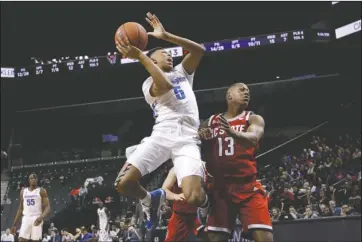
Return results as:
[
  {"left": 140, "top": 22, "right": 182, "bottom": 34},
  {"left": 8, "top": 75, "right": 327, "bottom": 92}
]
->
[
  {"left": 135, "top": 23, "right": 141, "bottom": 50},
  {"left": 137, "top": 24, "right": 147, "bottom": 50},
  {"left": 115, "top": 22, "right": 148, "bottom": 51},
  {"left": 122, "top": 24, "right": 131, "bottom": 45}
]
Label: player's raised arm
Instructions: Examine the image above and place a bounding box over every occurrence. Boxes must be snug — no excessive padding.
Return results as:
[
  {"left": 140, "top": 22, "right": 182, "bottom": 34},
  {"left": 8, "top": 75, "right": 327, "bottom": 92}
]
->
[
  {"left": 34, "top": 188, "right": 51, "bottom": 226},
  {"left": 220, "top": 114, "right": 265, "bottom": 148},
  {"left": 116, "top": 37, "right": 173, "bottom": 96},
  {"left": 146, "top": 12, "right": 205, "bottom": 75},
  {"left": 162, "top": 167, "right": 185, "bottom": 202},
  {"left": 12, "top": 188, "right": 24, "bottom": 232}
]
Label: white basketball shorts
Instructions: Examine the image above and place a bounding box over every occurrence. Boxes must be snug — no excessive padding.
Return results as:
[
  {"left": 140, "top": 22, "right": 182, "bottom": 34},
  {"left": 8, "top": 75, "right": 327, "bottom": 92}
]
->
[
  {"left": 127, "top": 121, "right": 205, "bottom": 186},
  {"left": 19, "top": 215, "right": 43, "bottom": 241}
]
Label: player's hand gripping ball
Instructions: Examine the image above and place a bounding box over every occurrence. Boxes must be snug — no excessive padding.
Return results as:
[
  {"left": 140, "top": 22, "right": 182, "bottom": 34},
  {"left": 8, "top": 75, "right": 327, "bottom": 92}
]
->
[{"left": 115, "top": 22, "right": 148, "bottom": 52}]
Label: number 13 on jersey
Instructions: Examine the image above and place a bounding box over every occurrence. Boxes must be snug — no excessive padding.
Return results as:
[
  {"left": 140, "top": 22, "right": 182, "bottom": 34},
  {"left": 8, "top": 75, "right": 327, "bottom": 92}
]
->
[{"left": 218, "top": 137, "right": 235, "bottom": 156}]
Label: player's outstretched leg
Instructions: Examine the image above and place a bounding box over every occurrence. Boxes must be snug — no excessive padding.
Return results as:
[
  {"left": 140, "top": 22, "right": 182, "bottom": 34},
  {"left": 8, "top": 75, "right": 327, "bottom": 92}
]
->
[
  {"left": 114, "top": 162, "right": 153, "bottom": 223},
  {"left": 115, "top": 142, "right": 169, "bottom": 230}
]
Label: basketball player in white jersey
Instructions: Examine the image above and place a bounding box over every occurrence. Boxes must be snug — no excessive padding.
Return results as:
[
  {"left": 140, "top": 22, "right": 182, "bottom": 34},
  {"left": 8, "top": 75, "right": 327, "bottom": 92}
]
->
[
  {"left": 12, "top": 174, "right": 51, "bottom": 241},
  {"left": 97, "top": 201, "right": 112, "bottom": 242},
  {"left": 114, "top": 12, "right": 210, "bottom": 229}
]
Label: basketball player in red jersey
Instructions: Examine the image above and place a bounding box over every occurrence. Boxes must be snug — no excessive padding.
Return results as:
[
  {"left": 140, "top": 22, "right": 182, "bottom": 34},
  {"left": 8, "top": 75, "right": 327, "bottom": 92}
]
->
[
  {"left": 162, "top": 167, "right": 206, "bottom": 242},
  {"left": 198, "top": 83, "right": 273, "bottom": 242}
]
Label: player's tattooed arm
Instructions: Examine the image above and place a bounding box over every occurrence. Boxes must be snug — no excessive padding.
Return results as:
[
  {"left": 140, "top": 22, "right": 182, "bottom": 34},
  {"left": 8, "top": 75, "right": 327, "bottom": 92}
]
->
[
  {"left": 146, "top": 12, "right": 205, "bottom": 75},
  {"left": 162, "top": 167, "right": 186, "bottom": 202},
  {"left": 12, "top": 188, "right": 24, "bottom": 230},
  {"left": 219, "top": 114, "right": 265, "bottom": 147}
]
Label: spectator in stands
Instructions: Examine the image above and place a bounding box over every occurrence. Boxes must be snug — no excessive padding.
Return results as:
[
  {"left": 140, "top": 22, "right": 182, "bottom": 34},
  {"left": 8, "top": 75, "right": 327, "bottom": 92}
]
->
[
  {"left": 329, "top": 200, "right": 341, "bottom": 216},
  {"left": 288, "top": 206, "right": 302, "bottom": 220},
  {"left": 352, "top": 148, "right": 361, "bottom": 159},
  {"left": 271, "top": 207, "right": 280, "bottom": 221},
  {"left": 104, "top": 196, "right": 113, "bottom": 204},
  {"left": 348, "top": 185, "right": 361, "bottom": 213},
  {"left": 109, "top": 225, "right": 120, "bottom": 242},
  {"left": 2, "top": 194, "right": 11, "bottom": 204},
  {"left": 73, "top": 228, "right": 82, "bottom": 241},
  {"left": 50, "top": 229, "right": 61, "bottom": 242},
  {"left": 60, "top": 229, "right": 73, "bottom": 242},
  {"left": 42, "top": 233, "right": 51, "bottom": 242},
  {"left": 92, "top": 197, "right": 101, "bottom": 205},
  {"left": 126, "top": 226, "right": 140, "bottom": 242},
  {"left": 317, "top": 190, "right": 330, "bottom": 211},
  {"left": 79, "top": 227, "right": 92, "bottom": 242},
  {"left": 1, "top": 229, "right": 14, "bottom": 242},
  {"left": 48, "top": 223, "right": 58, "bottom": 234},
  {"left": 118, "top": 222, "right": 128, "bottom": 241},
  {"left": 78, "top": 185, "right": 88, "bottom": 208},
  {"left": 90, "top": 226, "right": 99, "bottom": 241},
  {"left": 321, "top": 205, "right": 333, "bottom": 217},
  {"left": 69, "top": 188, "right": 79, "bottom": 203},
  {"left": 304, "top": 206, "right": 318, "bottom": 219}
]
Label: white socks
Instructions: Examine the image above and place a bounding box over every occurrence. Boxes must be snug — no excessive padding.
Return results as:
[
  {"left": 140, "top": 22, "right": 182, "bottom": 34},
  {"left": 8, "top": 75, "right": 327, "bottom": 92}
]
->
[{"left": 140, "top": 192, "right": 151, "bottom": 206}]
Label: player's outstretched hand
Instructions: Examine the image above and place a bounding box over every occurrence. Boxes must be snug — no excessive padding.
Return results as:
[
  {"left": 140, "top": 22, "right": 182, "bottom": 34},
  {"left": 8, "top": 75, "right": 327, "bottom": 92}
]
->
[
  {"left": 198, "top": 128, "right": 212, "bottom": 141},
  {"left": 33, "top": 217, "right": 43, "bottom": 226},
  {"left": 145, "top": 12, "right": 167, "bottom": 39},
  {"left": 115, "top": 36, "right": 141, "bottom": 60},
  {"left": 219, "top": 115, "right": 232, "bottom": 134}
]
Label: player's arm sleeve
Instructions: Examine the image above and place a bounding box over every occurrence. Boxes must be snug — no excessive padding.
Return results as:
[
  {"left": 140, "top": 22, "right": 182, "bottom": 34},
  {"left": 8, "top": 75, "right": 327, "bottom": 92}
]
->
[
  {"left": 174, "top": 64, "right": 195, "bottom": 87},
  {"left": 142, "top": 78, "right": 175, "bottom": 104}
]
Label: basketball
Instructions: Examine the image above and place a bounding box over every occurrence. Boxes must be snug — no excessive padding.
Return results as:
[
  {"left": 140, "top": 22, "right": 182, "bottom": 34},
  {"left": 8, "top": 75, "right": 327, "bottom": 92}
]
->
[{"left": 115, "top": 22, "right": 148, "bottom": 51}]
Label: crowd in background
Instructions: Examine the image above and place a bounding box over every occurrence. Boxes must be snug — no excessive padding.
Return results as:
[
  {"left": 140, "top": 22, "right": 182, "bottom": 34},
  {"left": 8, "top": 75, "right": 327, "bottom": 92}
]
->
[{"left": 1, "top": 129, "right": 360, "bottom": 242}]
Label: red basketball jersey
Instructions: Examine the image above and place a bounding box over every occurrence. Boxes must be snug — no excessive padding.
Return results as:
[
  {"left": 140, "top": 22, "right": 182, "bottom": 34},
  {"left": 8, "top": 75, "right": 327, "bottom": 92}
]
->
[
  {"left": 203, "top": 111, "right": 258, "bottom": 183},
  {"left": 171, "top": 184, "right": 197, "bottom": 214}
]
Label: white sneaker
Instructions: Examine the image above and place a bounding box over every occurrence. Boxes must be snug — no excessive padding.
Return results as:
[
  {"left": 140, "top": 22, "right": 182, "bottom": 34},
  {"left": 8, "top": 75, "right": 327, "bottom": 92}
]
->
[{"left": 141, "top": 202, "right": 151, "bottom": 223}]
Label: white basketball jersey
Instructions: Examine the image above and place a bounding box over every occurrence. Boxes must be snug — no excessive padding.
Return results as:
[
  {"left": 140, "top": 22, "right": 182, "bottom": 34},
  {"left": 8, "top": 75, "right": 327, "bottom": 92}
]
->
[
  {"left": 22, "top": 187, "right": 42, "bottom": 217},
  {"left": 142, "top": 64, "right": 200, "bottom": 129},
  {"left": 97, "top": 207, "right": 108, "bottom": 224}
]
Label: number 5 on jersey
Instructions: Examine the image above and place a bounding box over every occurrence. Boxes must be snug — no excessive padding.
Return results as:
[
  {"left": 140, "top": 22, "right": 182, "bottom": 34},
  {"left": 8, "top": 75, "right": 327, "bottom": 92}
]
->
[
  {"left": 173, "top": 86, "right": 185, "bottom": 100},
  {"left": 218, "top": 137, "right": 234, "bottom": 156}
]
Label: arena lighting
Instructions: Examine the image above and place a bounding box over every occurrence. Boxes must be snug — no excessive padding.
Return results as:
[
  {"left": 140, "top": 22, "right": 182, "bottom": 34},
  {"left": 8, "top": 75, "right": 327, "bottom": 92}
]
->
[{"left": 4, "top": 28, "right": 332, "bottom": 78}]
